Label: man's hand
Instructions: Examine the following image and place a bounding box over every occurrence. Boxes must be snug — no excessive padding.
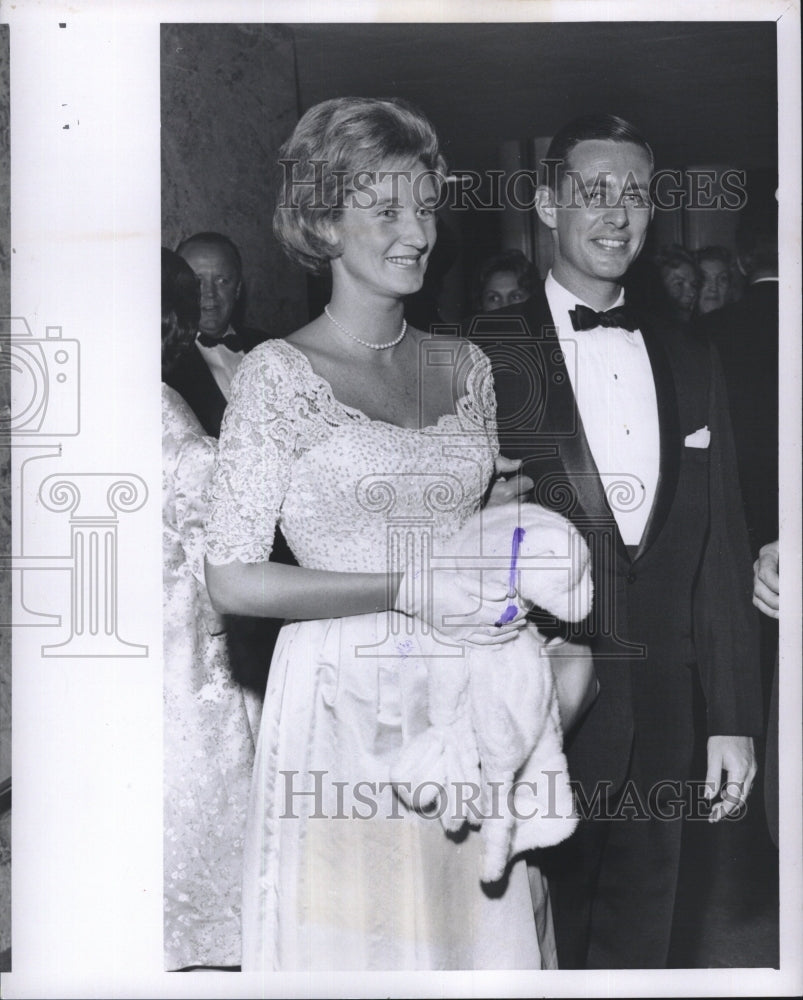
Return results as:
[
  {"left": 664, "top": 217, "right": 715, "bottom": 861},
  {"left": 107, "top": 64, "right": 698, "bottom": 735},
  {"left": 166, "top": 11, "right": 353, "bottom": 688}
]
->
[
  {"left": 486, "top": 455, "right": 534, "bottom": 507},
  {"left": 705, "top": 735, "right": 757, "bottom": 822},
  {"left": 752, "top": 539, "right": 779, "bottom": 619}
]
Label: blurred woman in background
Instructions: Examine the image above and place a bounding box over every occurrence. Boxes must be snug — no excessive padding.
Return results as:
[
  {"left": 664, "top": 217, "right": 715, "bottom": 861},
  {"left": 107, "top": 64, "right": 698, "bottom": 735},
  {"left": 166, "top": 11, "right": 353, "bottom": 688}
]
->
[
  {"left": 161, "top": 247, "right": 261, "bottom": 971},
  {"left": 695, "top": 245, "right": 735, "bottom": 316},
  {"left": 654, "top": 244, "right": 700, "bottom": 326},
  {"left": 475, "top": 247, "right": 536, "bottom": 312}
]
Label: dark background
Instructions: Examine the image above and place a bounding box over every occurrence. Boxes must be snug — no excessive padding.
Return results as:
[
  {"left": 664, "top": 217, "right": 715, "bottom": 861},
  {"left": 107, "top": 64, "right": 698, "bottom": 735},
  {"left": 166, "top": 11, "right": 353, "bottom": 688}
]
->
[{"left": 161, "top": 21, "right": 778, "bottom": 331}]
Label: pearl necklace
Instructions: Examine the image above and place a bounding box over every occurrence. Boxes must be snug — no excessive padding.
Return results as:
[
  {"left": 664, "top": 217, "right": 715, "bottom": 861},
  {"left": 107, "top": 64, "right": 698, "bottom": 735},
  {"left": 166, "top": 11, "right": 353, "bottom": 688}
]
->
[{"left": 324, "top": 305, "right": 407, "bottom": 350}]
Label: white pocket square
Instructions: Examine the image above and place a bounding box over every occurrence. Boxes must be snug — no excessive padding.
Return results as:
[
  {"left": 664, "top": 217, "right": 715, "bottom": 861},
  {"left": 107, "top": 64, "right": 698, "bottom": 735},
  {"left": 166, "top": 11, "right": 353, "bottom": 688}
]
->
[{"left": 684, "top": 426, "right": 710, "bottom": 448}]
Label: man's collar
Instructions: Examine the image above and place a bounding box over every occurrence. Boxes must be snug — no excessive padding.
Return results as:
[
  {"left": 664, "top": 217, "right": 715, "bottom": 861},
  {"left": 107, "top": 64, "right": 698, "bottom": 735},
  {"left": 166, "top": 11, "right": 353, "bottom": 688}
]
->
[{"left": 545, "top": 272, "right": 641, "bottom": 339}]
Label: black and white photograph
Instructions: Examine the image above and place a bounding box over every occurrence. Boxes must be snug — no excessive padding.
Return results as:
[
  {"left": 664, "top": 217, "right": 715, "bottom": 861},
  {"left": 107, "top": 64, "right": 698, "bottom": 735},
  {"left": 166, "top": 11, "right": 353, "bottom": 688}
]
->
[{"left": 1, "top": 2, "right": 801, "bottom": 997}]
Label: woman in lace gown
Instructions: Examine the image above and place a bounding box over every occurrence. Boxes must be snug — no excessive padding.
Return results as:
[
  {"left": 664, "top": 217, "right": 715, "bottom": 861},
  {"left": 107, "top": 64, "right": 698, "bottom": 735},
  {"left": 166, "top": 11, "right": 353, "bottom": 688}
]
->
[
  {"left": 161, "top": 249, "right": 261, "bottom": 969},
  {"left": 205, "top": 99, "right": 558, "bottom": 971}
]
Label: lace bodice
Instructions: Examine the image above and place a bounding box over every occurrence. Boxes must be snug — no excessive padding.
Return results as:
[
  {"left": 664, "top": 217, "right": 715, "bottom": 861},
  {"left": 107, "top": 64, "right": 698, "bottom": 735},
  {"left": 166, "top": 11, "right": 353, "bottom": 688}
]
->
[{"left": 206, "top": 338, "right": 499, "bottom": 574}]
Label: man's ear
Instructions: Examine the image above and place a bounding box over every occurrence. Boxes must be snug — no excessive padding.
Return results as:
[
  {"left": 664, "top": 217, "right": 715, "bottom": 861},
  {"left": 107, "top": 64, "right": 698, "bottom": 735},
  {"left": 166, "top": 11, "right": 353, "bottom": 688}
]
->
[{"left": 535, "top": 185, "right": 557, "bottom": 231}]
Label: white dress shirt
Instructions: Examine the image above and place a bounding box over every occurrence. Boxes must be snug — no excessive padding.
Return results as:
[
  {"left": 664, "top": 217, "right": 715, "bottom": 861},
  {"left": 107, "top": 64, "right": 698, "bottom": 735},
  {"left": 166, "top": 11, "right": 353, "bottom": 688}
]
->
[
  {"left": 545, "top": 272, "right": 660, "bottom": 546},
  {"left": 194, "top": 325, "right": 244, "bottom": 402}
]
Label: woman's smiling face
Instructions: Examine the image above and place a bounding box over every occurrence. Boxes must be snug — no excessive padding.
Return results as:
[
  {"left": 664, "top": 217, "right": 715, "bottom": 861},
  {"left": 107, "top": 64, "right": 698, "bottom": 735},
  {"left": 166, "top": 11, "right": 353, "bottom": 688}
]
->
[{"left": 329, "top": 161, "right": 439, "bottom": 299}]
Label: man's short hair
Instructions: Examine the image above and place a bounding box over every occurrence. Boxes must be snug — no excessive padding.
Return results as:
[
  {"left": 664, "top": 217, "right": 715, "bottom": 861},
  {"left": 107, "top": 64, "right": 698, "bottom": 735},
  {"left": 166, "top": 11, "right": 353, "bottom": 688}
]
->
[
  {"left": 543, "top": 113, "right": 654, "bottom": 192},
  {"left": 273, "top": 96, "right": 447, "bottom": 274},
  {"left": 175, "top": 231, "right": 243, "bottom": 277}
]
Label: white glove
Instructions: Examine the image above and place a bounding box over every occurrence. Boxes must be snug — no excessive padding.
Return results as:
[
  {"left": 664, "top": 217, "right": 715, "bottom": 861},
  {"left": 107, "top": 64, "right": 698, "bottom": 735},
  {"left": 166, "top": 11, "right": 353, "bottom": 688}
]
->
[{"left": 394, "top": 558, "right": 526, "bottom": 646}]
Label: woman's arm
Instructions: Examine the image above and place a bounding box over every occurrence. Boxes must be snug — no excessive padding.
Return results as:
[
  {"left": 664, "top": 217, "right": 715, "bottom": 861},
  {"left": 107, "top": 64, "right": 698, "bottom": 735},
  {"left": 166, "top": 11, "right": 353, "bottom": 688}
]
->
[
  {"left": 205, "top": 557, "right": 526, "bottom": 643},
  {"left": 548, "top": 639, "right": 599, "bottom": 734},
  {"left": 204, "top": 348, "right": 385, "bottom": 621},
  {"left": 205, "top": 557, "right": 400, "bottom": 620},
  {"left": 205, "top": 343, "right": 524, "bottom": 631}
]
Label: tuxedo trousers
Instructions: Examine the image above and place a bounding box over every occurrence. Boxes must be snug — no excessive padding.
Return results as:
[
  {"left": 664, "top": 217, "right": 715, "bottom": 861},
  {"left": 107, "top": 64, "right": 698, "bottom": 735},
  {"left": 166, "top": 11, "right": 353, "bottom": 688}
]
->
[{"left": 544, "top": 661, "right": 703, "bottom": 969}]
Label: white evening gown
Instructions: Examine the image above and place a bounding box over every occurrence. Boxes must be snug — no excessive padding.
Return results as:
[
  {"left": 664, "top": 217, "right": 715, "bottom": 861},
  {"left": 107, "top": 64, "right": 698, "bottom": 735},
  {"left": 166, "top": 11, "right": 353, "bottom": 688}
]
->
[
  {"left": 206, "top": 340, "right": 556, "bottom": 971},
  {"left": 162, "top": 384, "right": 262, "bottom": 969}
]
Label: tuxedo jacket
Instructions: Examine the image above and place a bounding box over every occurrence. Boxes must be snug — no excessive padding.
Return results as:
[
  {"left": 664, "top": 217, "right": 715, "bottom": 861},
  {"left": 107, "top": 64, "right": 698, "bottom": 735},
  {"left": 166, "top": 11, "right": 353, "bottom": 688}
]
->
[
  {"left": 468, "top": 286, "right": 763, "bottom": 792},
  {"left": 164, "top": 325, "right": 269, "bottom": 438},
  {"left": 695, "top": 281, "right": 779, "bottom": 557}
]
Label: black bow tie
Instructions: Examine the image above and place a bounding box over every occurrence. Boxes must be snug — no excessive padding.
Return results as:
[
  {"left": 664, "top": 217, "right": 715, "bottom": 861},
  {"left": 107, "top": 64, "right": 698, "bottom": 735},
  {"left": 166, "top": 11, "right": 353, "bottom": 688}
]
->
[
  {"left": 197, "top": 330, "right": 244, "bottom": 352},
  {"left": 569, "top": 304, "right": 638, "bottom": 332}
]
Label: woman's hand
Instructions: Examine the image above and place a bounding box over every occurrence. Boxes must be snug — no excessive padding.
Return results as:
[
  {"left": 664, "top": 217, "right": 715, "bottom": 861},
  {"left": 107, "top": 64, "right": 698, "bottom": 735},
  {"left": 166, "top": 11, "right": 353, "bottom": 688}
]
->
[
  {"left": 394, "top": 559, "right": 526, "bottom": 646},
  {"left": 486, "top": 455, "right": 534, "bottom": 508}
]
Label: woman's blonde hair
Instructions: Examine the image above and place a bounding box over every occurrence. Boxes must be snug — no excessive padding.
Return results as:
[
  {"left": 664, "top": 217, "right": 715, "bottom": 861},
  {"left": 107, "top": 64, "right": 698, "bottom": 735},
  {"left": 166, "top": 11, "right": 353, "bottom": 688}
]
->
[{"left": 273, "top": 96, "right": 447, "bottom": 274}]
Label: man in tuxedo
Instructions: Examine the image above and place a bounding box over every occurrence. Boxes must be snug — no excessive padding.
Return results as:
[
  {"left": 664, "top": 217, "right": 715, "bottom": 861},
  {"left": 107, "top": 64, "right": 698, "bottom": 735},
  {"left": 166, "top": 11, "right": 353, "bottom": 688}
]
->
[
  {"left": 695, "top": 209, "right": 779, "bottom": 559},
  {"left": 469, "top": 114, "right": 763, "bottom": 968},
  {"left": 696, "top": 208, "right": 779, "bottom": 849},
  {"left": 166, "top": 231, "right": 269, "bottom": 437},
  {"left": 167, "top": 231, "right": 282, "bottom": 697}
]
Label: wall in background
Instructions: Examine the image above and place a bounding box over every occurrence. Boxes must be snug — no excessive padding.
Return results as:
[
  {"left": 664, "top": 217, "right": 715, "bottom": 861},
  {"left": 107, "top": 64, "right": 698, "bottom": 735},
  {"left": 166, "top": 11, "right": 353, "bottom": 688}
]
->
[
  {"left": 0, "top": 26, "right": 7, "bottom": 321},
  {"left": 159, "top": 23, "right": 778, "bottom": 326},
  {"left": 161, "top": 24, "right": 307, "bottom": 339}
]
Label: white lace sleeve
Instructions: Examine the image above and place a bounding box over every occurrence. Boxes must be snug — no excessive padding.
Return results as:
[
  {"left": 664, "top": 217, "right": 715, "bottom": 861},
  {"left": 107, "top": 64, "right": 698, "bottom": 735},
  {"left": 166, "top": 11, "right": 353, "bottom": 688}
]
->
[
  {"left": 462, "top": 340, "right": 500, "bottom": 460},
  {"left": 206, "top": 345, "right": 300, "bottom": 566}
]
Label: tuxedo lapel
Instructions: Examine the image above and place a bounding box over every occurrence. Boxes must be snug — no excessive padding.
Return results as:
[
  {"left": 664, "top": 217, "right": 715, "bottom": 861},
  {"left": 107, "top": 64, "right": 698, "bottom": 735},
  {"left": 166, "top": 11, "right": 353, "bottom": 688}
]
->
[
  {"left": 239, "top": 325, "right": 270, "bottom": 353},
  {"left": 166, "top": 344, "right": 227, "bottom": 437},
  {"left": 170, "top": 330, "right": 269, "bottom": 437},
  {"left": 476, "top": 290, "right": 686, "bottom": 567},
  {"left": 535, "top": 295, "right": 682, "bottom": 564},
  {"left": 633, "top": 321, "right": 681, "bottom": 560},
  {"left": 517, "top": 291, "right": 628, "bottom": 563}
]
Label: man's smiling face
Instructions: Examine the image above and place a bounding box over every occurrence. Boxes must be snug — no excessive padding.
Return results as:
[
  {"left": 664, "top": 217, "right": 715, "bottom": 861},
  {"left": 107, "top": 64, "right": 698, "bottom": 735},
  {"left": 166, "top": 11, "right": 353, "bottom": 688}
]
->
[{"left": 546, "top": 139, "right": 653, "bottom": 305}]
